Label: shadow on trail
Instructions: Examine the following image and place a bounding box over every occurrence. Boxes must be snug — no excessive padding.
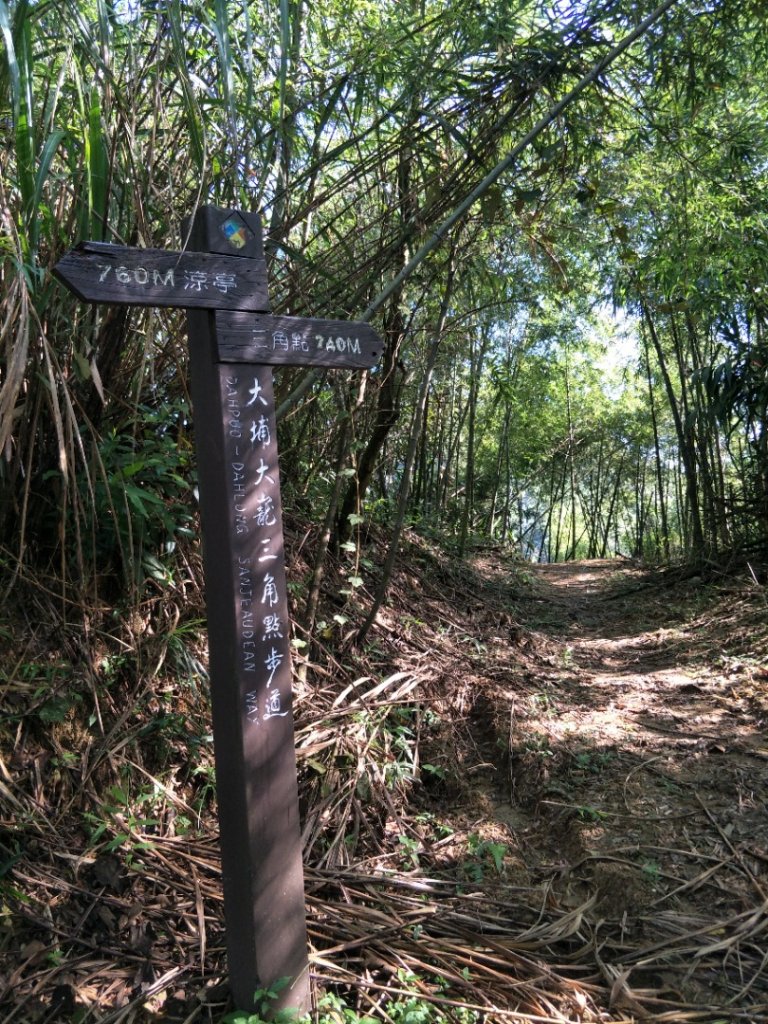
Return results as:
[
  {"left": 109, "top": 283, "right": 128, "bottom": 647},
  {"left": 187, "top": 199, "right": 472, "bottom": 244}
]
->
[{"left": 449, "top": 554, "right": 768, "bottom": 1016}]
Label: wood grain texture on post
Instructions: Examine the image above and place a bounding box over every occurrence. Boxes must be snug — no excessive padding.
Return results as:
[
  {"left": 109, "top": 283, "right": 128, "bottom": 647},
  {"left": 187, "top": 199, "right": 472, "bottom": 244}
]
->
[{"left": 184, "top": 208, "right": 310, "bottom": 1015}]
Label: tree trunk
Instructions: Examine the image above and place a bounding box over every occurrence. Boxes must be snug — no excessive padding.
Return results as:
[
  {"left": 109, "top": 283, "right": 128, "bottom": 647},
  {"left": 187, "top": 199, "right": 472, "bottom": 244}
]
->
[
  {"left": 334, "top": 301, "right": 407, "bottom": 547},
  {"left": 642, "top": 302, "right": 705, "bottom": 558},
  {"left": 642, "top": 326, "right": 670, "bottom": 560},
  {"left": 458, "top": 331, "right": 487, "bottom": 557},
  {"left": 357, "top": 256, "right": 457, "bottom": 642}
]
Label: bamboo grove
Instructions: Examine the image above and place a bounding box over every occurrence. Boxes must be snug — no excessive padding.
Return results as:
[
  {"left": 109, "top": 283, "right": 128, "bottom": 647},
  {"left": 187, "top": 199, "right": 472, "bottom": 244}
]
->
[{"left": 1, "top": 0, "right": 768, "bottom": 622}]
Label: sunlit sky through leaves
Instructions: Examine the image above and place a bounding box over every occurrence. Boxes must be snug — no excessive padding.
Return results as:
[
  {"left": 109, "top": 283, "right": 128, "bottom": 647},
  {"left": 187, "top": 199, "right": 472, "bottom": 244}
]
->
[{"left": 114, "top": 0, "right": 141, "bottom": 26}]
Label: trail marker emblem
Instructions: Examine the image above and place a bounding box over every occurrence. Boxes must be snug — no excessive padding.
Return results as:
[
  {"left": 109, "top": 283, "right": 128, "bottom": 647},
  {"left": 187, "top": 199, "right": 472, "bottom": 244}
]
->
[{"left": 220, "top": 212, "right": 253, "bottom": 248}]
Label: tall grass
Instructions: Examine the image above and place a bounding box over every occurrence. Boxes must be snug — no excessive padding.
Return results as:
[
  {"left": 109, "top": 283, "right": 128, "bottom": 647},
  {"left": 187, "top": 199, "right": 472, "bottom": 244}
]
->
[
  {"left": 0, "top": 0, "right": 716, "bottom": 614},
  {"left": 0, "top": 0, "right": 474, "bottom": 606},
  {"left": 0, "top": 0, "right": 254, "bottom": 605}
]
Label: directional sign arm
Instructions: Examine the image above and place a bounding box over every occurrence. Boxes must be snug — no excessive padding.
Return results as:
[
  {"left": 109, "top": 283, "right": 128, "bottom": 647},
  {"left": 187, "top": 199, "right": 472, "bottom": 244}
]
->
[
  {"left": 215, "top": 311, "right": 382, "bottom": 369},
  {"left": 53, "top": 242, "right": 270, "bottom": 312}
]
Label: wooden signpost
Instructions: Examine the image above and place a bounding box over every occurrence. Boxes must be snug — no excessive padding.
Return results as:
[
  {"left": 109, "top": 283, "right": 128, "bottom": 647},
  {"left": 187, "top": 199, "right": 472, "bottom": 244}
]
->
[{"left": 53, "top": 207, "right": 382, "bottom": 1014}]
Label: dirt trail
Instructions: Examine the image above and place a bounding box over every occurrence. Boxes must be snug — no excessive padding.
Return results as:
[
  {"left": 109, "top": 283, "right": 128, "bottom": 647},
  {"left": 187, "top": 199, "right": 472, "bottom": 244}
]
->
[
  {"left": 5, "top": 548, "right": 767, "bottom": 1022},
  {"left": 441, "top": 555, "right": 768, "bottom": 1013},
  {"left": 518, "top": 558, "right": 763, "bottom": 755}
]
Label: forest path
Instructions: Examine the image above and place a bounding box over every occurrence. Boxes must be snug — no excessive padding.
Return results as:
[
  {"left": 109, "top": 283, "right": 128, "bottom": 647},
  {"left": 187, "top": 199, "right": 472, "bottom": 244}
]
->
[
  {"left": 5, "top": 547, "right": 767, "bottom": 1022},
  {"left": 471, "top": 553, "right": 768, "bottom": 845},
  {"left": 421, "top": 552, "right": 768, "bottom": 1014},
  {"left": 514, "top": 557, "right": 755, "bottom": 755}
]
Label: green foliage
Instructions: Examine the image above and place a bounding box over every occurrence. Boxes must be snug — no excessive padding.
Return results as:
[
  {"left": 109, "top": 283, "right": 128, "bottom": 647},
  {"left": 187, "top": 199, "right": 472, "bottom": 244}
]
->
[
  {"left": 215, "top": 978, "right": 478, "bottom": 1024},
  {"left": 83, "top": 402, "right": 195, "bottom": 585},
  {"left": 309, "top": 980, "right": 479, "bottom": 1024},
  {"left": 220, "top": 979, "right": 305, "bottom": 1024},
  {"left": 398, "top": 834, "right": 421, "bottom": 869},
  {"left": 460, "top": 833, "right": 508, "bottom": 882},
  {"left": 642, "top": 859, "right": 661, "bottom": 882},
  {"left": 1, "top": 0, "right": 766, "bottom": 625},
  {"left": 314, "top": 992, "right": 376, "bottom": 1024},
  {"left": 572, "top": 749, "right": 614, "bottom": 775},
  {"left": 84, "top": 781, "right": 160, "bottom": 859},
  {"left": 575, "top": 805, "right": 608, "bottom": 822}
]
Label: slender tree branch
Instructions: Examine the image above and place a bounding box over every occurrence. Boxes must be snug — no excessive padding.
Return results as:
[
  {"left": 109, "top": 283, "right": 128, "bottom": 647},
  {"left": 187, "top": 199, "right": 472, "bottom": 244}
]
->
[{"left": 277, "top": 0, "right": 681, "bottom": 421}]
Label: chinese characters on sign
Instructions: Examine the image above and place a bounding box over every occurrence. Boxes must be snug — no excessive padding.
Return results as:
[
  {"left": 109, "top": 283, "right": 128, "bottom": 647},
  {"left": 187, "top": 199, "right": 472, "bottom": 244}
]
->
[
  {"left": 214, "top": 312, "right": 382, "bottom": 369},
  {"left": 95, "top": 263, "right": 238, "bottom": 294},
  {"left": 53, "top": 241, "right": 270, "bottom": 311},
  {"left": 250, "top": 326, "right": 361, "bottom": 355},
  {"left": 53, "top": 206, "right": 383, "bottom": 1016},
  {"left": 225, "top": 372, "right": 291, "bottom": 728}
]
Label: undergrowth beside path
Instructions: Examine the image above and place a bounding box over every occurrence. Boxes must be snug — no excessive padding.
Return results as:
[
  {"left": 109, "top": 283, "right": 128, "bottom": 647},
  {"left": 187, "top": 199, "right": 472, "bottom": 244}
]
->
[{"left": 2, "top": 536, "right": 768, "bottom": 1023}]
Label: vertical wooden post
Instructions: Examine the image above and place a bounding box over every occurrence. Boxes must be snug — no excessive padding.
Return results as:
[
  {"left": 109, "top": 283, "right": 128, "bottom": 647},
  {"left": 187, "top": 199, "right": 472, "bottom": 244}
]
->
[
  {"left": 185, "top": 209, "right": 309, "bottom": 1013},
  {"left": 54, "top": 205, "right": 380, "bottom": 1013}
]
